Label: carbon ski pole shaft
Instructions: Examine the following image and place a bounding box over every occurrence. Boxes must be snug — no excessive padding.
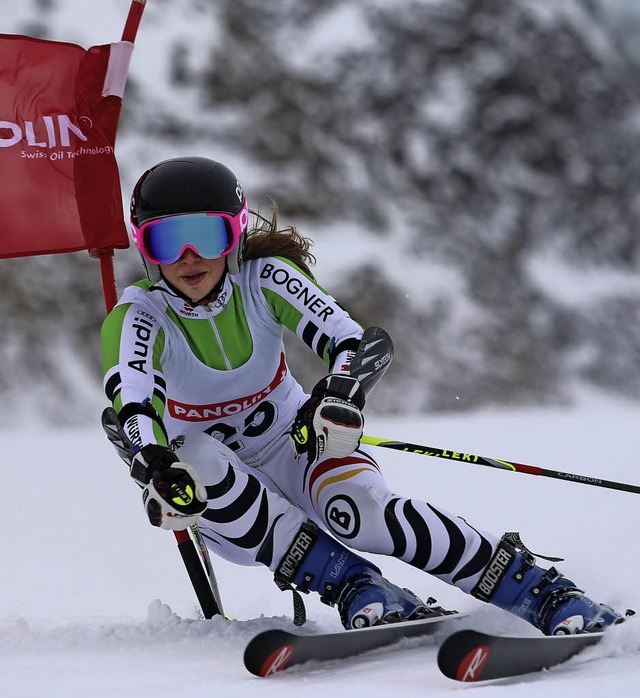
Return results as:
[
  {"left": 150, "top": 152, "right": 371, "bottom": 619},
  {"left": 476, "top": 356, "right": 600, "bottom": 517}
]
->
[{"left": 362, "top": 435, "right": 640, "bottom": 496}]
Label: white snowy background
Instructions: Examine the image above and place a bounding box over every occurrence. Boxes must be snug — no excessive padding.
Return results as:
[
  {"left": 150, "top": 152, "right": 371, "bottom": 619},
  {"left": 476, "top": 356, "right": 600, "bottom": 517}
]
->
[
  {"left": 5, "top": 0, "right": 640, "bottom": 420},
  {"left": 2, "top": 1, "right": 640, "bottom": 696}
]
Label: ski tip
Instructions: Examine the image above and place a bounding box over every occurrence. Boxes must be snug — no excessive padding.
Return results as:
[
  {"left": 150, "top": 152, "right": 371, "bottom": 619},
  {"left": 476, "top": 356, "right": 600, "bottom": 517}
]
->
[
  {"left": 437, "top": 627, "right": 610, "bottom": 683},
  {"left": 243, "top": 630, "right": 297, "bottom": 677},
  {"left": 247, "top": 643, "right": 295, "bottom": 677},
  {"left": 437, "top": 630, "right": 491, "bottom": 682}
]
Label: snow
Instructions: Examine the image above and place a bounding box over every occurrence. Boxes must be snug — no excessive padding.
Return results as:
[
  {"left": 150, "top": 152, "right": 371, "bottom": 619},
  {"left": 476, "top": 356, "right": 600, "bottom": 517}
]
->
[
  {"left": 527, "top": 250, "right": 640, "bottom": 307},
  {"left": 282, "top": 4, "right": 375, "bottom": 74},
  {"left": 2, "top": 390, "right": 640, "bottom": 696}
]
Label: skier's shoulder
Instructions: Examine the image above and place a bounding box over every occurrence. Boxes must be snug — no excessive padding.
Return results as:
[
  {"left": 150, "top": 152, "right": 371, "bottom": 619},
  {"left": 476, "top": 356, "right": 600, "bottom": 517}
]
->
[
  {"left": 103, "top": 279, "right": 163, "bottom": 328},
  {"left": 242, "top": 255, "right": 320, "bottom": 290}
]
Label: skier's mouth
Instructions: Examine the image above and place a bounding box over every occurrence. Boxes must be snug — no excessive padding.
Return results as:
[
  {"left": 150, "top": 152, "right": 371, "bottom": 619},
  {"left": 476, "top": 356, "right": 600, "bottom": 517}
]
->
[{"left": 182, "top": 272, "right": 206, "bottom": 285}]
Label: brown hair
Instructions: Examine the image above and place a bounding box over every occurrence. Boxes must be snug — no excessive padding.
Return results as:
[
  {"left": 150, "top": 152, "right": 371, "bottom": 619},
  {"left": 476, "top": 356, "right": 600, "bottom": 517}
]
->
[{"left": 243, "top": 202, "right": 316, "bottom": 279}]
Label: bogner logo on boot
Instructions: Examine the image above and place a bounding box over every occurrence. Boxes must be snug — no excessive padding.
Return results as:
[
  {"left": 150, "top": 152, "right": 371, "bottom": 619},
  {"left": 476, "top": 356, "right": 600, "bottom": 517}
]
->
[{"left": 472, "top": 546, "right": 515, "bottom": 602}]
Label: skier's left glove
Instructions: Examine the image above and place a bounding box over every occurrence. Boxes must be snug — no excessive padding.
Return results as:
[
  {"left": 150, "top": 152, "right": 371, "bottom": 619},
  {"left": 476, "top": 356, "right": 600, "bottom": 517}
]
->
[
  {"left": 134, "top": 445, "right": 208, "bottom": 531},
  {"left": 291, "top": 374, "right": 365, "bottom": 466}
]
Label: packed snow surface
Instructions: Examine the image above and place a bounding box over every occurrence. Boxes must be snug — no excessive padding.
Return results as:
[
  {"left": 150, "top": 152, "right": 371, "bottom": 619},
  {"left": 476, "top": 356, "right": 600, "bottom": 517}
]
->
[{"left": 2, "top": 391, "right": 639, "bottom": 696}]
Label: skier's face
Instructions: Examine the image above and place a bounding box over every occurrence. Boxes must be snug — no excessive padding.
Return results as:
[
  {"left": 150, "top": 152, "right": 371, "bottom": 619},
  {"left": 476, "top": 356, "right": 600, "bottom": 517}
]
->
[{"left": 160, "top": 248, "right": 226, "bottom": 301}]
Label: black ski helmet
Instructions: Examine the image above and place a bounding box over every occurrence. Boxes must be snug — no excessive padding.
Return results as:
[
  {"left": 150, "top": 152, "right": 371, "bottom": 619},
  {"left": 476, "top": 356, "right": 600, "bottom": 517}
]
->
[{"left": 130, "top": 156, "right": 248, "bottom": 281}]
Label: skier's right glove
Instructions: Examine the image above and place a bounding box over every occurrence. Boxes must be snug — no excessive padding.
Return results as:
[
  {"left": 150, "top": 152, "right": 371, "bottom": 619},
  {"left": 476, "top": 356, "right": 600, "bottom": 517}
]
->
[
  {"left": 132, "top": 445, "right": 207, "bottom": 531},
  {"left": 291, "top": 374, "right": 365, "bottom": 466}
]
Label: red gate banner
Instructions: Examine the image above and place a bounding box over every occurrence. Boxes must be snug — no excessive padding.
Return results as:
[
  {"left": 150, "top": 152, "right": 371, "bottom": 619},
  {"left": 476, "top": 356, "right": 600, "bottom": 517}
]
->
[{"left": 0, "top": 34, "right": 133, "bottom": 258}]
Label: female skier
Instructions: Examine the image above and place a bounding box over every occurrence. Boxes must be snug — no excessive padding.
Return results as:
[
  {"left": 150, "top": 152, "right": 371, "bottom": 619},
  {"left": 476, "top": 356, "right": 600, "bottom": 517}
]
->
[{"left": 101, "top": 156, "right": 623, "bottom": 635}]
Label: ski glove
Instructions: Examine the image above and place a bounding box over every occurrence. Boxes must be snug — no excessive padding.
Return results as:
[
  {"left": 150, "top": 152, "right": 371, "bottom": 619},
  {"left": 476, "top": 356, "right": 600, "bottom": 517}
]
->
[
  {"left": 133, "top": 445, "right": 207, "bottom": 531},
  {"left": 291, "top": 374, "right": 365, "bottom": 466}
]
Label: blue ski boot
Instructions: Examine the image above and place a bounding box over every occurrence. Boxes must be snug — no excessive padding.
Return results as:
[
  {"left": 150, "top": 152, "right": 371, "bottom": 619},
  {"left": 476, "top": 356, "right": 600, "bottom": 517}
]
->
[
  {"left": 472, "top": 534, "right": 625, "bottom": 635},
  {"left": 274, "top": 521, "right": 430, "bottom": 629}
]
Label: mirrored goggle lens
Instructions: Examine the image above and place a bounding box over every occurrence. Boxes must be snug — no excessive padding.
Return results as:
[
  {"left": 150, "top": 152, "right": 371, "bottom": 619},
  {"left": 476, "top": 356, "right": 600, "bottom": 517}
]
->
[{"left": 144, "top": 214, "right": 231, "bottom": 264}]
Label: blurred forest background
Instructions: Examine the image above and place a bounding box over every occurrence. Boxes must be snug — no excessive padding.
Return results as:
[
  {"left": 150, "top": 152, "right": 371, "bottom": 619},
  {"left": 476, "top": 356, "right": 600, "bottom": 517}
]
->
[{"left": 3, "top": 0, "right": 640, "bottom": 424}]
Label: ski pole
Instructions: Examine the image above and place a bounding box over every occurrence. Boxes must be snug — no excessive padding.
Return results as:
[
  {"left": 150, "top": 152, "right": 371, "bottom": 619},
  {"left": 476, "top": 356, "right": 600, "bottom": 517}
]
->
[
  {"left": 189, "top": 523, "right": 225, "bottom": 617},
  {"left": 361, "top": 435, "right": 640, "bottom": 495},
  {"left": 174, "top": 527, "right": 223, "bottom": 619},
  {"left": 101, "top": 406, "right": 224, "bottom": 618}
]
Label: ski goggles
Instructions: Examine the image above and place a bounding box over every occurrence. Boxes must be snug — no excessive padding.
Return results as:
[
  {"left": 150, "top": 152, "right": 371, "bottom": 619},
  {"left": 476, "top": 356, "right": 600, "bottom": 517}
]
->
[{"left": 132, "top": 204, "right": 248, "bottom": 265}]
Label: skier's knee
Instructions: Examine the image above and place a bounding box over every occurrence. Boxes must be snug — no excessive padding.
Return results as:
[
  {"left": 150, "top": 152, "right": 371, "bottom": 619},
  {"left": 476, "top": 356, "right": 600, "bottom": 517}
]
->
[
  {"left": 318, "top": 484, "right": 388, "bottom": 553},
  {"left": 174, "top": 431, "right": 239, "bottom": 484}
]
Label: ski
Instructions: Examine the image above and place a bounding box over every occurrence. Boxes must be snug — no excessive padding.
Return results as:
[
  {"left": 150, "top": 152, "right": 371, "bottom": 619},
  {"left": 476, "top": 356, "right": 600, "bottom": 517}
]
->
[
  {"left": 437, "top": 628, "right": 604, "bottom": 682},
  {"left": 244, "top": 609, "right": 462, "bottom": 677}
]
